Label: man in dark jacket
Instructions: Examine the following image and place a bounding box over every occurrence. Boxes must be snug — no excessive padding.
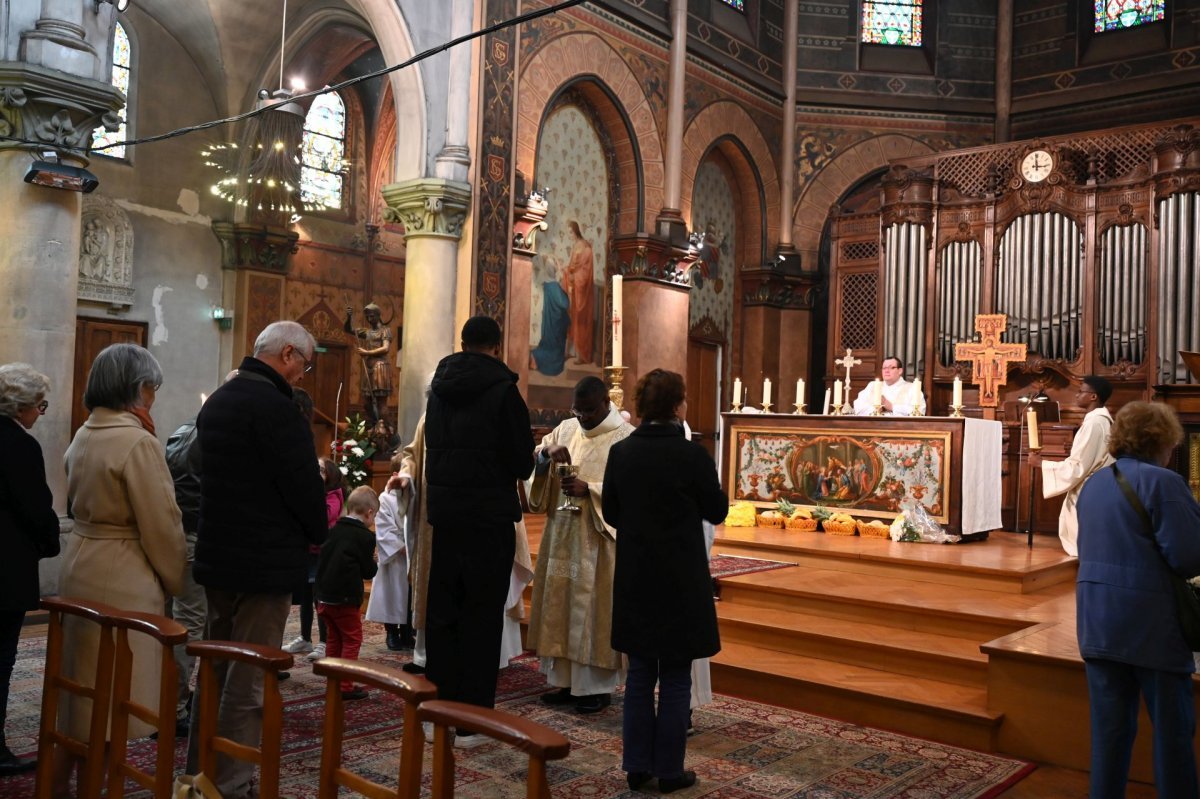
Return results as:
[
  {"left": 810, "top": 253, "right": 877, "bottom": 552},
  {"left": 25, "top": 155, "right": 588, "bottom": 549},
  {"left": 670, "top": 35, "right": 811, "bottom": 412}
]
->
[
  {"left": 164, "top": 416, "right": 205, "bottom": 733},
  {"left": 424, "top": 316, "right": 534, "bottom": 738},
  {"left": 189, "top": 321, "right": 326, "bottom": 798}
]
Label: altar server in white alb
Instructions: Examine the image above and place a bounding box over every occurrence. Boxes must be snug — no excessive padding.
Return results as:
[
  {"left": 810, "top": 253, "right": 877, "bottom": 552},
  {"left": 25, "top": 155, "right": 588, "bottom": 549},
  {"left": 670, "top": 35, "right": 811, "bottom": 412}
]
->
[
  {"left": 364, "top": 453, "right": 413, "bottom": 651},
  {"left": 1029, "top": 375, "right": 1114, "bottom": 557},
  {"left": 853, "top": 356, "right": 925, "bottom": 416},
  {"left": 526, "top": 376, "right": 633, "bottom": 714}
]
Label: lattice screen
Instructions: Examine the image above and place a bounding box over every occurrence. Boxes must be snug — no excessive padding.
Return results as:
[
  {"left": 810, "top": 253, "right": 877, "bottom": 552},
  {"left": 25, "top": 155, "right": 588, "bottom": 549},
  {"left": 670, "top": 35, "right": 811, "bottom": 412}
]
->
[
  {"left": 841, "top": 240, "right": 879, "bottom": 262},
  {"left": 840, "top": 272, "right": 877, "bottom": 350}
]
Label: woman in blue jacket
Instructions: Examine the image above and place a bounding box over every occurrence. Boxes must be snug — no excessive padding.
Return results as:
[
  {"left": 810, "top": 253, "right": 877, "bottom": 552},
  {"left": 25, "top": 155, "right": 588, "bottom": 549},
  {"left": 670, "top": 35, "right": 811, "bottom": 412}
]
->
[{"left": 1076, "top": 401, "right": 1200, "bottom": 798}]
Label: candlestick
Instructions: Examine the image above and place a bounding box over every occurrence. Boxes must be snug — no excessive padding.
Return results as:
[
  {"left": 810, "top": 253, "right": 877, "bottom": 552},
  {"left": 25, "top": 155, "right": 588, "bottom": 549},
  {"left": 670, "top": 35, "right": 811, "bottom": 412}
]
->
[
  {"left": 822, "top": 388, "right": 831, "bottom": 415},
  {"left": 1027, "top": 408, "right": 1040, "bottom": 450},
  {"left": 732, "top": 377, "right": 742, "bottom": 411},
  {"left": 610, "top": 275, "right": 623, "bottom": 368},
  {"left": 763, "top": 378, "right": 772, "bottom": 409},
  {"left": 795, "top": 378, "right": 805, "bottom": 409},
  {"left": 952, "top": 376, "right": 963, "bottom": 409},
  {"left": 870, "top": 379, "right": 884, "bottom": 416},
  {"left": 605, "top": 366, "right": 627, "bottom": 410},
  {"left": 833, "top": 379, "right": 842, "bottom": 409}
]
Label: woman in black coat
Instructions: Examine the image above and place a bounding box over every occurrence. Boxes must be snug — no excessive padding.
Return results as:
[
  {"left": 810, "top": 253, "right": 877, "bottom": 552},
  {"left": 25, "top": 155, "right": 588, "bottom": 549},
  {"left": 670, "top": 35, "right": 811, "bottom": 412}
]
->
[
  {"left": 602, "top": 368, "right": 728, "bottom": 794},
  {"left": 0, "top": 363, "right": 60, "bottom": 776}
]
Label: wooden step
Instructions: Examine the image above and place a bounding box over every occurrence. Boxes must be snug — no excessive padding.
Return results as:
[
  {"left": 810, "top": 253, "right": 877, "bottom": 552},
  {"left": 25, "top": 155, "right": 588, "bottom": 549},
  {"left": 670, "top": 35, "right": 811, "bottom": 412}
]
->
[
  {"left": 716, "top": 602, "right": 987, "bottom": 687},
  {"left": 717, "top": 567, "right": 1043, "bottom": 641},
  {"left": 710, "top": 640, "right": 1003, "bottom": 752}
]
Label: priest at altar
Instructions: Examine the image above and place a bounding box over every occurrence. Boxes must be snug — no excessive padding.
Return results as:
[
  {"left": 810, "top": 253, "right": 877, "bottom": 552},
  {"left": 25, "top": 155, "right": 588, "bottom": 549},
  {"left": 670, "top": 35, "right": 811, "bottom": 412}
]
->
[{"left": 853, "top": 356, "right": 926, "bottom": 416}]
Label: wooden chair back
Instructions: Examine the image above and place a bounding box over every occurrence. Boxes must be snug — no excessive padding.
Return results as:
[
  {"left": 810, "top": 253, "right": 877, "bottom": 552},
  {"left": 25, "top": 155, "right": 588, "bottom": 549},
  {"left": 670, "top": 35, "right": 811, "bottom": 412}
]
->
[
  {"left": 311, "top": 657, "right": 437, "bottom": 799},
  {"left": 417, "top": 700, "right": 571, "bottom": 799},
  {"left": 34, "top": 596, "right": 123, "bottom": 799},
  {"left": 187, "top": 641, "right": 293, "bottom": 799},
  {"left": 105, "top": 610, "right": 188, "bottom": 798}
]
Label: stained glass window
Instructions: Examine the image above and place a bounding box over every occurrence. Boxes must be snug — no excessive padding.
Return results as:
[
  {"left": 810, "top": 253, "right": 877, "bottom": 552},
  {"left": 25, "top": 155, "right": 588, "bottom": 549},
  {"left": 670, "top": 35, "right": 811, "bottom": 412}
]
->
[
  {"left": 718, "top": 0, "right": 745, "bottom": 11},
  {"left": 301, "top": 92, "right": 347, "bottom": 210},
  {"left": 1094, "top": 0, "right": 1165, "bottom": 32},
  {"left": 91, "top": 21, "right": 130, "bottom": 158},
  {"left": 861, "top": 1, "right": 923, "bottom": 47}
]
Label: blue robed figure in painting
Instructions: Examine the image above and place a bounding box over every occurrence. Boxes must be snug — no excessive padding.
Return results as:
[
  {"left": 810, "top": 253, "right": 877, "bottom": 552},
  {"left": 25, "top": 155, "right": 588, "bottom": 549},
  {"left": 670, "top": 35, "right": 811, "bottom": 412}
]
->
[{"left": 531, "top": 265, "right": 570, "bottom": 376}]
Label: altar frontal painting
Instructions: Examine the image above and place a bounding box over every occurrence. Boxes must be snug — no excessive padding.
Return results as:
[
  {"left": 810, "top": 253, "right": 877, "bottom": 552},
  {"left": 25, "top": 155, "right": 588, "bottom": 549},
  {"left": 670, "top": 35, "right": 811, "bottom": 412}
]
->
[{"left": 728, "top": 426, "right": 951, "bottom": 522}]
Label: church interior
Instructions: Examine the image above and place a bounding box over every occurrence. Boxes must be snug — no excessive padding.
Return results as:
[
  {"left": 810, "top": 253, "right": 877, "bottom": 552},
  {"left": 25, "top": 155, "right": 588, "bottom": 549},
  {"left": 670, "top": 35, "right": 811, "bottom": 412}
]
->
[{"left": 4, "top": 0, "right": 1200, "bottom": 795}]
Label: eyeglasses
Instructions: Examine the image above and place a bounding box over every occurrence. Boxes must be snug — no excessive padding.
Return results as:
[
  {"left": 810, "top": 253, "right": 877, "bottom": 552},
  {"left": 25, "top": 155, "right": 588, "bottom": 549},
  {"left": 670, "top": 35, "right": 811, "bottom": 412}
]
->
[
  {"left": 293, "top": 347, "right": 315, "bottom": 374},
  {"left": 35, "top": 400, "right": 48, "bottom": 414}
]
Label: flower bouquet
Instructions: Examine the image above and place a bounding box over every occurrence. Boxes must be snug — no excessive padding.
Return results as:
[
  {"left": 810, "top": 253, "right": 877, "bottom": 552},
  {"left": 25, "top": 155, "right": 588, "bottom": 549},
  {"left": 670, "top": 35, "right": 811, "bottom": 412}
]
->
[{"left": 335, "top": 413, "right": 376, "bottom": 489}]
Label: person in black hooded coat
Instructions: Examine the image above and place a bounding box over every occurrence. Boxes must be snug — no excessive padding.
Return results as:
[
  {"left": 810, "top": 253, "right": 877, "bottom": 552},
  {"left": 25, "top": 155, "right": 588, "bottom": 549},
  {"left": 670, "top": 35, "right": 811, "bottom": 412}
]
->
[
  {"left": 424, "top": 316, "right": 534, "bottom": 728},
  {"left": 602, "top": 368, "right": 727, "bottom": 794}
]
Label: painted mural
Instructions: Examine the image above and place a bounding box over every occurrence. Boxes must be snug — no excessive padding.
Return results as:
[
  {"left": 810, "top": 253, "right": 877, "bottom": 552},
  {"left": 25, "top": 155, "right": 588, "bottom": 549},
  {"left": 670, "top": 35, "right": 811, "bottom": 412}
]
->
[
  {"left": 528, "top": 104, "right": 609, "bottom": 389},
  {"left": 689, "top": 159, "right": 737, "bottom": 335}
]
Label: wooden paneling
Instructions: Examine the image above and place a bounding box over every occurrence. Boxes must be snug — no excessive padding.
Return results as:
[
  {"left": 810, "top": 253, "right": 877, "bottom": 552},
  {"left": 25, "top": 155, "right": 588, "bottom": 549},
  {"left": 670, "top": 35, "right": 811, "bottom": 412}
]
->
[{"left": 72, "top": 318, "right": 147, "bottom": 436}]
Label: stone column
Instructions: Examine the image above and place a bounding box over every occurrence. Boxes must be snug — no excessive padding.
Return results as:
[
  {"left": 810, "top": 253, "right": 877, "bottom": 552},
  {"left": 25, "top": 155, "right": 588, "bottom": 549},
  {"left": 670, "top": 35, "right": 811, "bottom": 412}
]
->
[
  {"left": 382, "top": 178, "right": 472, "bottom": 440},
  {"left": 435, "top": 0, "right": 473, "bottom": 184},
  {"left": 0, "top": 5, "right": 123, "bottom": 514},
  {"left": 656, "top": 0, "right": 688, "bottom": 243},
  {"left": 777, "top": 0, "right": 800, "bottom": 262},
  {"left": 995, "top": 0, "right": 1013, "bottom": 143}
]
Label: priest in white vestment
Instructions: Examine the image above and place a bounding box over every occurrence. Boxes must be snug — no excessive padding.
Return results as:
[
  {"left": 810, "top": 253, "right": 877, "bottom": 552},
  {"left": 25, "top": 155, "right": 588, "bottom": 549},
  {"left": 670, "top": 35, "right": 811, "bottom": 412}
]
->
[
  {"left": 527, "top": 377, "right": 633, "bottom": 714},
  {"left": 1030, "top": 376, "right": 1114, "bottom": 556},
  {"left": 364, "top": 455, "right": 412, "bottom": 651},
  {"left": 853, "top": 356, "right": 925, "bottom": 416}
]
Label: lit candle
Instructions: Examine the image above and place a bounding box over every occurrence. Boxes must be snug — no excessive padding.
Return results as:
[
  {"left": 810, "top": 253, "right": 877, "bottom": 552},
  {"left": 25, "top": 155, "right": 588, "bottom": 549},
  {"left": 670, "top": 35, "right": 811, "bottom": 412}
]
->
[
  {"left": 611, "top": 275, "right": 623, "bottom": 368},
  {"left": 833, "top": 379, "right": 843, "bottom": 408},
  {"left": 872, "top": 379, "right": 883, "bottom": 407},
  {"left": 822, "top": 388, "right": 831, "bottom": 415},
  {"left": 1027, "top": 409, "right": 1040, "bottom": 450},
  {"left": 763, "top": 378, "right": 772, "bottom": 408},
  {"left": 795, "top": 378, "right": 805, "bottom": 407},
  {"left": 733, "top": 377, "right": 742, "bottom": 407},
  {"left": 953, "top": 376, "right": 963, "bottom": 408}
]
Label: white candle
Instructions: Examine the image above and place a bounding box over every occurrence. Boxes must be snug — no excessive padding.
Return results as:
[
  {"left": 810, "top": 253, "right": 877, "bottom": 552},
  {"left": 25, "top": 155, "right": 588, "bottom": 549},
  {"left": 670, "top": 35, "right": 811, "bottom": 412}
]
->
[
  {"left": 953, "top": 376, "right": 963, "bottom": 408},
  {"left": 795, "top": 378, "right": 805, "bottom": 407},
  {"left": 763, "top": 378, "right": 772, "bottom": 407},
  {"left": 733, "top": 377, "right": 742, "bottom": 407},
  {"left": 872, "top": 379, "right": 883, "bottom": 407},
  {"left": 822, "top": 388, "right": 831, "bottom": 415},
  {"left": 833, "top": 379, "right": 843, "bottom": 408},
  {"left": 1027, "top": 409, "right": 1040, "bottom": 449},
  {"left": 611, "top": 275, "right": 623, "bottom": 368}
]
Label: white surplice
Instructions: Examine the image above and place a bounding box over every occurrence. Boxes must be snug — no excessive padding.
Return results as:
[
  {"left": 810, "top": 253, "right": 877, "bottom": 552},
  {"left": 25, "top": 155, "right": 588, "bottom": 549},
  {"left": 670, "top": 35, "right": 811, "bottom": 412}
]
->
[
  {"left": 1040, "top": 406, "right": 1114, "bottom": 556},
  {"left": 852, "top": 378, "right": 926, "bottom": 416}
]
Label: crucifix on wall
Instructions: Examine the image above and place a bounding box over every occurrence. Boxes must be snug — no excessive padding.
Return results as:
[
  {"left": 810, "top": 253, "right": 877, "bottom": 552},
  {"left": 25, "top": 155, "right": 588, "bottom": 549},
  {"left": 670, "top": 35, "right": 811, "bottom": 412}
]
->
[{"left": 954, "top": 314, "right": 1027, "bottom": 417}]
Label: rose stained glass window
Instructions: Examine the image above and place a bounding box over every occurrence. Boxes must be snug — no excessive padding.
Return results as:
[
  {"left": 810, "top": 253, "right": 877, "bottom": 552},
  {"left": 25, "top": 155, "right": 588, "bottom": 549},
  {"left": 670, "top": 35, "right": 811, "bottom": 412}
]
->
[
  {"left": 92, "top": 21, "right": 130, "bottom": 158},
  {"left": 1094, "top": 0, "right": 1165, "bottom": 32},
  {"left": 861, "top": 1, "right": 923, "bottom": 47},
  {"left": 301, "top": 92, "right": 347, "bottom": 210}
]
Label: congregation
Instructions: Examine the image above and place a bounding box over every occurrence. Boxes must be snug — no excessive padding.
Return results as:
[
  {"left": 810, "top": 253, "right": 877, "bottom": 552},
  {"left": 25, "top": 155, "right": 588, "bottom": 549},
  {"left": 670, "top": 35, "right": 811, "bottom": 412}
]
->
[{"left": 0, "top": 315, "right": 726, "bottom": 797}]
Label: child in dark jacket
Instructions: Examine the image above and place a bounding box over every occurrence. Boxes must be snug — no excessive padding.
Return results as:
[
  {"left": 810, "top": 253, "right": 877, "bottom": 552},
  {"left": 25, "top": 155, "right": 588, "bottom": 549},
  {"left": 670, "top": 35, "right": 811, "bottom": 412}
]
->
[{"left": 316, "top": 485, "right": 379, "bottom": 699}]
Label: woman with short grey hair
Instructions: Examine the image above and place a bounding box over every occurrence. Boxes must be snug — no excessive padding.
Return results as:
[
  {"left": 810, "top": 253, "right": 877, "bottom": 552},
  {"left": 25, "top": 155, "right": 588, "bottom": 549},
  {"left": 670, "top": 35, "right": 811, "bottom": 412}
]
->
[
  {"left": 0, "top": 363, "right": 60, "bottom": 777},
  {"left": 54, "top": 344, "right": 186, "bottom": 793}
]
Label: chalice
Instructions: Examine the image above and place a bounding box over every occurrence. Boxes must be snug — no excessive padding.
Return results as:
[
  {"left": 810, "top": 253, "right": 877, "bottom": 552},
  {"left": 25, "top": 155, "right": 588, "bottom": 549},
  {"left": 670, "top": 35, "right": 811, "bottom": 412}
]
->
[{"left": 555, "top": 463, "right": 582, "bottom": 513}]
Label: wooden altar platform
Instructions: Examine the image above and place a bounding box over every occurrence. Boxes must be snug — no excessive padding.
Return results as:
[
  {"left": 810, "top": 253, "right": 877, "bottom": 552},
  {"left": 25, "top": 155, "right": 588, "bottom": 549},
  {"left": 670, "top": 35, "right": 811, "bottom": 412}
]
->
[{"left": 522, "top": 516, "right": 1198, "bottom": 787}]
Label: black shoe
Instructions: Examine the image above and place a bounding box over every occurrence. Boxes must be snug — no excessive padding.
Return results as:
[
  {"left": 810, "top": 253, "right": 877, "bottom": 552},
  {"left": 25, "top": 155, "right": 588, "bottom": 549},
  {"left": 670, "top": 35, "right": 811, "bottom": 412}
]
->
[
  {"left": 626, "top": 771, "right": 652, "bottom": 790},
  {"left": 0, "top": 748, "right": 37, "bottom": 776},
  {"left": 540, "top": 687, "right": 575, "bottom": 706},
  {"left": 341, "top": 688, "right": 368, "bottom": 701},
  {"left": 659, "top": 771, "right": 697, "bottom": 794},
  {"left": 385, "top": 629, "right": 403, "bottom": 651},
  {"left": 575, "top": 693, "right": 611, "bottom": 714},
  {"left": 277, "top": 671, "right": 291, "bottom": 681},
  {"left": 401, "top": 662, "right": 426, "bottom": 674}
]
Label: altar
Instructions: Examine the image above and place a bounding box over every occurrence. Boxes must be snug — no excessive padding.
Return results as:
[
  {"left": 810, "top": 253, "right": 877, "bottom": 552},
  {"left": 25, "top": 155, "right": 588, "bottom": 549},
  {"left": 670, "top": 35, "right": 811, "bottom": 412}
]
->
[{"left": 720, "top": 413, "right": 1003, "bottom": 539}]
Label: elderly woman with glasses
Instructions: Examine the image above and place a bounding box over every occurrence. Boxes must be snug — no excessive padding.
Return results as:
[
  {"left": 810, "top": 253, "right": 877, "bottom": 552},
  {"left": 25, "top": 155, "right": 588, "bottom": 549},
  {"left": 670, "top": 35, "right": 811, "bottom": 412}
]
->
[
  {"left": 0, "top": 363, "right": 60, "bottom": 777},
  {"left": 54, "top": 343, "right": 185, "bottom": 793}
]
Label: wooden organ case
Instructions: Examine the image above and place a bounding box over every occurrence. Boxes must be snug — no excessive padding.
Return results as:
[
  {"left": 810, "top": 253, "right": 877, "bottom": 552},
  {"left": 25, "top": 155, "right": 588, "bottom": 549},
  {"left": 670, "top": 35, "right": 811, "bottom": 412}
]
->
[{"left": 828, "top": 118, "right": 1200, "bottom": 531}]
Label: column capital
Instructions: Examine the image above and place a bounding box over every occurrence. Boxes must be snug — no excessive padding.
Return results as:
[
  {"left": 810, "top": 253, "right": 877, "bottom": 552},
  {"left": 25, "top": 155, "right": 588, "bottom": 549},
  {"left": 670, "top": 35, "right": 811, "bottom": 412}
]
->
[
  {"left": 381, "top": 177, "right": 472, "bottom": 241},
  {"left": 0, "top": 62, "right": 122, "bottom": 157}
]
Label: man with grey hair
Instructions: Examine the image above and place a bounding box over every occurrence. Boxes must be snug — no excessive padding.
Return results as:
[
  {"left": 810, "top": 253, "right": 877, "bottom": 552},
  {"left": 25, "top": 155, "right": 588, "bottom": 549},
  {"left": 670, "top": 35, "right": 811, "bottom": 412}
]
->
[{"left": 189, "top": 321, "right": 326, "bottom": 798}]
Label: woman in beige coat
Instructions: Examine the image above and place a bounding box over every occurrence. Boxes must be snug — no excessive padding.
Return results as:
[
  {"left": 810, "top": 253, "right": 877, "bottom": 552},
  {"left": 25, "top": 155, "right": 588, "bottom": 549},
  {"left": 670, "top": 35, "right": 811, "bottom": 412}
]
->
[{"left": 56, "top": 343, "right": 185, "bottom": 794}]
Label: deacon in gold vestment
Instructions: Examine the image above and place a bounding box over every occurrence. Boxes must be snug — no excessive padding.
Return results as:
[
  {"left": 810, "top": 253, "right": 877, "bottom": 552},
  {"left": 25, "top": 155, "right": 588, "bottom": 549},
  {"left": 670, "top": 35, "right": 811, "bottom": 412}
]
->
[{"left": 527, "top": 377, "right": 633, "bottom": 714}]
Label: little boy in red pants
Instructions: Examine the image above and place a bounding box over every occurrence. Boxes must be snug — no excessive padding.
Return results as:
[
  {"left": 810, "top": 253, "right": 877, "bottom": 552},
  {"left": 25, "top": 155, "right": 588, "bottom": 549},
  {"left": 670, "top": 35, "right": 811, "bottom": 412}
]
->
[{"left": 316, "top": 485, "right": 379, "bottom": 698}]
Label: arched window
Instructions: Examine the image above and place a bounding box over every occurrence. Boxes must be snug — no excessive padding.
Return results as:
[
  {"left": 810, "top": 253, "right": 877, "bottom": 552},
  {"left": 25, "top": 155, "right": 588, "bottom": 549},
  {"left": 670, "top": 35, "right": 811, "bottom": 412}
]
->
[
  {"left": 861, "top": 1, "right": 923, "bottom": 46},
  {"left": 301, "top": 92, "right": 347, "bottom": 211},
  {"left": 1095, "top": 0, "right": 1165, "bottom": 32},
  {"left": 92, "top": 21, "right": 131, "bottom": 158},
  {"left": 718, "top": 0, "right": 745, "bottom": 10}
]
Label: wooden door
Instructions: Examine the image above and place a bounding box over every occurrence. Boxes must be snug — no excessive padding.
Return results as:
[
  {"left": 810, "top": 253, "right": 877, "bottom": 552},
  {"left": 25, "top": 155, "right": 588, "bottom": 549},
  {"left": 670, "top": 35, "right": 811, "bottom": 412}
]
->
[
  {"left": 306, "top": 342, "right": 350, "bottom": 455},
  {"left": 72, "top": 318, "right": 147, "bottom": 436},
  {"left": 686, "top": 339, "right": 721, "bottom": 459}
]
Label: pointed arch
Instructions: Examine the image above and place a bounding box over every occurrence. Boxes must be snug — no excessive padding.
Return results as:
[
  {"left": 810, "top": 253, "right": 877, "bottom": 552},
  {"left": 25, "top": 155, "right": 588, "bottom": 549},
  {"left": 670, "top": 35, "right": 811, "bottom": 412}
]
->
[{"left": 518, "top": 32, "right": 664, "bottom": 233}]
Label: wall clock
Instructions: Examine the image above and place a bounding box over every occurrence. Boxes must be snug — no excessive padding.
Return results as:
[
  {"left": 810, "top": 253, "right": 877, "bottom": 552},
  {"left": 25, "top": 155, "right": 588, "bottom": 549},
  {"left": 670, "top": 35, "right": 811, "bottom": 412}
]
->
[{"left": 1020, "top": 150, "right": 1053, "bottom": 183}]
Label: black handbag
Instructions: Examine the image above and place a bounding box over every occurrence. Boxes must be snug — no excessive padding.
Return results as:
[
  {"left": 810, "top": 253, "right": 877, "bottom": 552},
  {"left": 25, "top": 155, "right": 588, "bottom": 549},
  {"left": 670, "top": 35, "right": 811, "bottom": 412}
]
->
[{"left": 1111, "top": 463, "right": 1200, "bottom": 651}]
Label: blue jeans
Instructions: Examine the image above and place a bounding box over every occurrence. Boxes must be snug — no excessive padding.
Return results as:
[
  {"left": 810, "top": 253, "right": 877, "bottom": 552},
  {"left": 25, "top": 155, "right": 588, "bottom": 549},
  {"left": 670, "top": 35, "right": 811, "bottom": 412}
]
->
[
  {"left": 1086, "top": 658, "right": 1199, "bottom": 799},
  {"left": 622, "top": 655, "right": 692, "bottom": 779}
]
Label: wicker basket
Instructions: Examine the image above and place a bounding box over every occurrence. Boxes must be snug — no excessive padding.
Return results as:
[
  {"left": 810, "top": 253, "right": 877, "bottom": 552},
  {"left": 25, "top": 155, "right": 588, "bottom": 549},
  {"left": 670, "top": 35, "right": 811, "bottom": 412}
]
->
[
  {"left": 857, "top": 520, "right": 891, "bottom": 538},
  {"left": 785, "top": 517, "right": 819, "bottom": 532},
  {"left": 756, "top": 512, "right": 785, "bottom": 529},
  {"left": 822, "top": 520, "right": 857, "bottom": 536}
]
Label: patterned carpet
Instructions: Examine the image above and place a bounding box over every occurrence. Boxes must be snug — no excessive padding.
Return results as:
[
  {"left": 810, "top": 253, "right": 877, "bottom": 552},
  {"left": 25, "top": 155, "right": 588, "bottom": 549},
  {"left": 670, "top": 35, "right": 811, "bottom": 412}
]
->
[
  {"left": 0, "top": 613, "right": 1031, "bottom": 798},
  {"left": 708, "top": 554, "right": 795, "bottom": 580}
]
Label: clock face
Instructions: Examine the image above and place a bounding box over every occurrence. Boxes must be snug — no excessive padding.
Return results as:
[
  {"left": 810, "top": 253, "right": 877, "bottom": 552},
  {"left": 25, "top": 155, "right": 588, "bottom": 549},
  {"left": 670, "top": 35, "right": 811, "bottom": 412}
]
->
[{"left": 1020, "top": 150, "right": 1053, "bottom": 183}]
